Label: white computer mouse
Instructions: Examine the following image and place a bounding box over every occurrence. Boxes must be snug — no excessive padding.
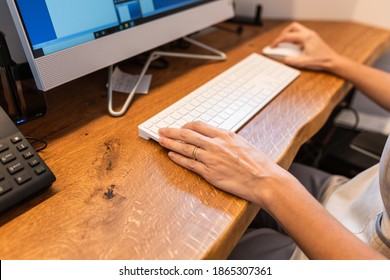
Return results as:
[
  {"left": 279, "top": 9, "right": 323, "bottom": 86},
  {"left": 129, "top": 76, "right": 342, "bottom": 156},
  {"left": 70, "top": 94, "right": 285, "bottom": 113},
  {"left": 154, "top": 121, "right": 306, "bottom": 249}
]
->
[{"left": 262, "top": 42, "right": 302, "bottom": 60}]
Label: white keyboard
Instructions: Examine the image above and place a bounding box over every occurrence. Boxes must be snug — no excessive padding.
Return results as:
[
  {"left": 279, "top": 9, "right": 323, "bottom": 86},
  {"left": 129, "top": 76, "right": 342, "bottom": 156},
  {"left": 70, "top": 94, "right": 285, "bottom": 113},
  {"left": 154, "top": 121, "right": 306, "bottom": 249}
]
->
[{"left": 138, "top": 53, "right": 300, "bottom": 141}]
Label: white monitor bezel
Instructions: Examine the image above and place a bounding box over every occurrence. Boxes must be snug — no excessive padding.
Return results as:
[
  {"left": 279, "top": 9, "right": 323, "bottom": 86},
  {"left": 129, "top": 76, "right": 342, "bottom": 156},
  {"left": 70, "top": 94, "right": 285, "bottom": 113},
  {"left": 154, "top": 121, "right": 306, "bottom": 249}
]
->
[{"left": 6, "top": 0, "right": 234, "bottom": 91}]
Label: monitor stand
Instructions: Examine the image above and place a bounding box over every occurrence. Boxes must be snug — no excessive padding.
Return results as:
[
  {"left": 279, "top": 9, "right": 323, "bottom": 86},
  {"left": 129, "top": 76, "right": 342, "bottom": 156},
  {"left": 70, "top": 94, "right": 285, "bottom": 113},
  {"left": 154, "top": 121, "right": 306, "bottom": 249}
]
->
[{"left": 106, "top": 36, "right": 226, "bottom": 117}]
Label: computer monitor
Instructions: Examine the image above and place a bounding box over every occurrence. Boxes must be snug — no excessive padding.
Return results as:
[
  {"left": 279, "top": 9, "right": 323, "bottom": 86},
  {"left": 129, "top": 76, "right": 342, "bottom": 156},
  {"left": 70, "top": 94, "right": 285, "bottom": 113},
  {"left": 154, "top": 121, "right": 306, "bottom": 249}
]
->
[{"left": 5, "top": 0, "right": 234, "bottom": 116}]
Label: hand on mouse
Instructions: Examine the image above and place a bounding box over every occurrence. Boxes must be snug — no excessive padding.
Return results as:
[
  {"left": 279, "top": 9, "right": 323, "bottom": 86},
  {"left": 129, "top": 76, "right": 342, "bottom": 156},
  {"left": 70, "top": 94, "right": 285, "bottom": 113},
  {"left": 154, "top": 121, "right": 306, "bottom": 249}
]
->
[
  {"left": 271, "top": 22, "right": 341, "bottom": 71},
  {"left": 262, "top": 42, "right": 302, "bottom": 60}
]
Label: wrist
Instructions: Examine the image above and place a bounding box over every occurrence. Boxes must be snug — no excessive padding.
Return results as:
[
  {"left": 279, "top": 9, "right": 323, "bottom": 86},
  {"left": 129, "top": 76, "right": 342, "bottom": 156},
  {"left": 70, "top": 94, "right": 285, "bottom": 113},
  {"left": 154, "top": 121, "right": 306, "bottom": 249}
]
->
[
  {"left": 324, "top": 53, "right": 354, "bottom": 77},
  {"left": 250, "top": 164, "right": 302, "bottom": 212}
]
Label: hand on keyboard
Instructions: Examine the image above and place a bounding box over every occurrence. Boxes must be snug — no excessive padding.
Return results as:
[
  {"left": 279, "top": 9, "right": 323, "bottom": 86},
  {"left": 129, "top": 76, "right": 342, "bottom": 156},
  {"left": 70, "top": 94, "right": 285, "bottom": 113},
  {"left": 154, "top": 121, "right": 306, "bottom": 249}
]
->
[{"left": 157, "top": 121, "right": 294, "bottom": 205}]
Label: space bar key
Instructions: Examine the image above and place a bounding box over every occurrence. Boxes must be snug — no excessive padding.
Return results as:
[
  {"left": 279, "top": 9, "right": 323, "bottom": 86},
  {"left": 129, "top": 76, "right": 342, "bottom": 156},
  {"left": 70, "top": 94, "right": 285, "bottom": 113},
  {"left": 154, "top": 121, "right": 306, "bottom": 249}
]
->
[{"left": 217, "top": 105, "right": 254, "bottom": 131}]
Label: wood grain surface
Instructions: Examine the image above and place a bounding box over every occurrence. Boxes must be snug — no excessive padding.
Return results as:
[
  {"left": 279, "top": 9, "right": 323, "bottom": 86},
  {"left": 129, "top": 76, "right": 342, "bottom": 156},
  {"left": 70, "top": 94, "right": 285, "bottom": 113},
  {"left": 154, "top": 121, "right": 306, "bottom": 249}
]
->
[{"left": 0, "top": 20, "right": 389, "bottom": 259}]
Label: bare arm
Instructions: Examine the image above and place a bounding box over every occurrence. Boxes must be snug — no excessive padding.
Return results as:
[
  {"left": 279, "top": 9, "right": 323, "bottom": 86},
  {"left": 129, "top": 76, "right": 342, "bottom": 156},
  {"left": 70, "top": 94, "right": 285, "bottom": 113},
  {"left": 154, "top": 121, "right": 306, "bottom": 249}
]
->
[
  {"left": 272, "top": 22, "right": 390, "bottom": 111},
  {"left": 330, "top": 56, "right": 390, "bottom": 111},
  {"left": 158, "top": 122, "right": 386, "bottom": 259},
  {"left": 265, "top": 168, "right": 385, "bottom": 260}
]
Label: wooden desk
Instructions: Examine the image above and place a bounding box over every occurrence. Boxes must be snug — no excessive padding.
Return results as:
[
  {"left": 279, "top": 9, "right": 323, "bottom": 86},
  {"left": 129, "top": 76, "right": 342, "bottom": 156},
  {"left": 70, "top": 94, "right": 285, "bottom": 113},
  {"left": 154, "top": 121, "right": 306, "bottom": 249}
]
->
[{"left": 1, "top": 20, "right": 389, "bottom": 259}]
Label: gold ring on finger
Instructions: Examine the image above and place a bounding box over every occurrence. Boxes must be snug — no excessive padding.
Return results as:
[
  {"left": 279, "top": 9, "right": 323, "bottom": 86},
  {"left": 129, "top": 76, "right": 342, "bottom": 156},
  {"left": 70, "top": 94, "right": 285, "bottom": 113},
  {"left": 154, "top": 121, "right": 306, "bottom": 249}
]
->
[{"left": 192, "top": 146, "right": 199, "bottom": 161}]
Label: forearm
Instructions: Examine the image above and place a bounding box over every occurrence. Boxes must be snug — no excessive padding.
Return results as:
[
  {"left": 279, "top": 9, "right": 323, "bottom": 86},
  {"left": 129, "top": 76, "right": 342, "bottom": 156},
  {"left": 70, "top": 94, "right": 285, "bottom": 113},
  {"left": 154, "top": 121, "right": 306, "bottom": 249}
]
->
[
  {"left": 158, "top": 122, "right": 387, "bottom": 259},
  {"left": 327, "top": 54, "right": 390, "bottom": 111},
  {"left": 258, "top": 173, "right": 386, "bottom": 259}
]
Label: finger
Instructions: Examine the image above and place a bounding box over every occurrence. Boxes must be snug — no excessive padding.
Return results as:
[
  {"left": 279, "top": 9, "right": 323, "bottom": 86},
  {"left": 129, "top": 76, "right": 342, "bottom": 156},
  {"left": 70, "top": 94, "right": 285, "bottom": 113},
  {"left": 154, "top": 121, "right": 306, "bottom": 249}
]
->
[
  {"left": 271, "top": 33, "right": 304, "bottom": 48},
  {"left": 158, "top": 127, "right": 199, "bottom": 145},
  {"left": 286, "top": 22, "right": 305, "bottom": 32},
  {"left": 191, "top": 145, "right": 204, "bottom": 163},
  {"left": 158, "top": 125, "right": 211, "bottom": 149},
  {"left": 271, "top": 22, "right": 308, "bottom": 47},
  {"left": 181, "top": 121, "right": 223, "bottom": 139},
  {"left": 158, "top": 133, "right": 200, "bottom": 159},
  {"left": 273, "top": 22, "right": 302, "bottom": 42},
  {"left": 167, "top": 150, "right": 207, "bottom": 174},
  {"left": 278, "top": 22, "right": 305, "bottom": 36}
]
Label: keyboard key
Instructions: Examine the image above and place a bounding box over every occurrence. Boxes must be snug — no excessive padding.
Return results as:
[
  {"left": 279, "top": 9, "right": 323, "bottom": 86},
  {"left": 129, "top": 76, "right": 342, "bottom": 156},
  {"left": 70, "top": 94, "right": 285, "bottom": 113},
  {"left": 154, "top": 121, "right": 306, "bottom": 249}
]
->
[
  {"left": 16, "top": 143, "right": 28, "bottom": 151},
  {"left": 0, "top": 142, "right": 9, "bottom": 153},
  {"left": 1, "top": 152, "right": 16, "bottom": 164},
  {"left": 7, "top": 162, "right": 24, "bottom": 175},
  {"left": 219, "top": 104, "right": 253, "bottom": 131},
  {"left": 23, "top": 151, "right": 34, "bottom": 159},
  {"left": 0, "top": 183, "right": 12, "bottom": 196},
  {"left": 29, "top": 159, "right": 40, "bottom": 167},
  {"left": 14, "top": 173, "right": 32, "bottom": 185},
  {"left": 10, "top": 135, "right": 22, "bottom": 144},
  {"left": 34, "top": 165, "right": 46, "bottom": 175}
]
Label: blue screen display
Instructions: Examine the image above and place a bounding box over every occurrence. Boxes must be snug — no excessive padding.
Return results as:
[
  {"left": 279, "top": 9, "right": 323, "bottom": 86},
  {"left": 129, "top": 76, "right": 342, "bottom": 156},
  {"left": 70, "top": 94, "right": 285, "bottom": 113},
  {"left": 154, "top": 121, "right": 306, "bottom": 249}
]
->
[
  {"left": 16, "top": 0, "right": 56, "bottom": 46},
  {"left": 14, "top": 0, "right": 210, "bottom": 57}
]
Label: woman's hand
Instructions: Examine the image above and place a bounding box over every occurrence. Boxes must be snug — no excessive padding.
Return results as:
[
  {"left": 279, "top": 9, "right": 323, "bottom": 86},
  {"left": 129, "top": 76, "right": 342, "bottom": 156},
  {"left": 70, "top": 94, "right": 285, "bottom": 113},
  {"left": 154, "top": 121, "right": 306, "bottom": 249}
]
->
[
  {"left": 158, "top": 121, "right": 295, "bottom": 208},
  {"left": 271, "top": 22, "right": 340, "bottom": 71}
]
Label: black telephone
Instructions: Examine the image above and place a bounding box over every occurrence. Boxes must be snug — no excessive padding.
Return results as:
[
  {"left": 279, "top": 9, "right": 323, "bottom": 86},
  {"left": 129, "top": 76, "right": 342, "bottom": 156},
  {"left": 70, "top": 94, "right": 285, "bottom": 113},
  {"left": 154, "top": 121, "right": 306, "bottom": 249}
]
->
[{"left": 0, "top": 105, "right": 56, "bottom": 212}]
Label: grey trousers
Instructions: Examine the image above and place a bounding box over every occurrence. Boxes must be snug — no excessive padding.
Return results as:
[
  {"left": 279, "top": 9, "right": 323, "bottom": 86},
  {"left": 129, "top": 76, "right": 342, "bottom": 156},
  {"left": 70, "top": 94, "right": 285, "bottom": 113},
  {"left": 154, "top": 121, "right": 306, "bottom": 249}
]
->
[{"left": 228, "top": 162, "right": 333, "bottom": 260}]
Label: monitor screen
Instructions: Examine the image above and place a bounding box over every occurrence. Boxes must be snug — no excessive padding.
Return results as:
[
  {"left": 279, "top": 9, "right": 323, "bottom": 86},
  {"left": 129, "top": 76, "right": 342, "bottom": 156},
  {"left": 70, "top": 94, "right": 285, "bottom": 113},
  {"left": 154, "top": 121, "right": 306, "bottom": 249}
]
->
[{"left": 6, "top": 0, "right": 234, "bottom": 91}]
